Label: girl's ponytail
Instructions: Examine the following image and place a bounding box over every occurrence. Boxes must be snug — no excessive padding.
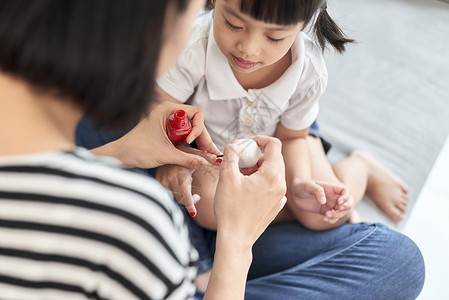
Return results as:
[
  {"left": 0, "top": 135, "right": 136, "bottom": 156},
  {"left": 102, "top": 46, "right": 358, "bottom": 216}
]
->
[{"left": 314, "top": 2, "right": 355, "bottom": 53}]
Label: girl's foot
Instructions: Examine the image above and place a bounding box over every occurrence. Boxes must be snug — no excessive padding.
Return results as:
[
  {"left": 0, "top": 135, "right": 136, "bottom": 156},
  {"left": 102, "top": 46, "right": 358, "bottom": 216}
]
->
[{"left": 352, "top": 151, "right": 409, "bottom": 222}]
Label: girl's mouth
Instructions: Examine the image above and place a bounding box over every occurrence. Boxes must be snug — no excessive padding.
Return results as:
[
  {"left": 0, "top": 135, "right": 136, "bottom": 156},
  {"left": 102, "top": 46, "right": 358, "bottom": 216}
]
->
[{"left": 232, "top": 55, "right": 258, "bottom": 69}]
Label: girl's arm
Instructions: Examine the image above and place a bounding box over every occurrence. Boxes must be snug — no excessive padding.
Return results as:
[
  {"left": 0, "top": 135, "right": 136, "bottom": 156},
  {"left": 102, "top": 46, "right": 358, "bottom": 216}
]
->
[
  {"left": 275, "top": 123, "right": 312, "bottom": 182},
  {"left": 276, "top": 123, "right": 351, "bottom": 230}
]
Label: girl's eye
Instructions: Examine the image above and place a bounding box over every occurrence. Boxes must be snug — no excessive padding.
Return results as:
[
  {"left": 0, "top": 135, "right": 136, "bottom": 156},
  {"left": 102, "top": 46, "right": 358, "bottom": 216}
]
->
[
  {"left": 268, "top": 37, "right": 284, "bottom": 44},
  {"left": 225, "top": 19, "right": 242, "bottom": 31}
]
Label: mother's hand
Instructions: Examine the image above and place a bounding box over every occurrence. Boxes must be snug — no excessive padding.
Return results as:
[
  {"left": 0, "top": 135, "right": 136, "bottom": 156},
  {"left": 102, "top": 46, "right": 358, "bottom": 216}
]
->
[
  {"left": 214, "top": 136, "right": 287, "bottom": 245},
  {"left": 92, "top": 101, "right": 220, "bottom": 169},
  {"left": 204, "top": 136, "right": 287, "bottom": 300}
]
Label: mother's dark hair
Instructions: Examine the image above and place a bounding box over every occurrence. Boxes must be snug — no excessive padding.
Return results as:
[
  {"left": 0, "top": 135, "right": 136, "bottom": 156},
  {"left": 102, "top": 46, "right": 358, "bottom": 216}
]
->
[{"left": 0, "top": 0, "right": 187, "bottom": 129}]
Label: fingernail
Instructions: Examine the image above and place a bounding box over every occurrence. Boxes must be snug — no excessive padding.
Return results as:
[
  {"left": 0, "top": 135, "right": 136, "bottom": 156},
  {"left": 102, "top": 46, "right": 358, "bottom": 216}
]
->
[
  {"left": 320, "top": 197, "right": 326, "bottom": 204},
  {"left": 190, "top": 211, "right": 196, "bottom": 217},
  {"left": 215, "top": 158, "right": 223, "bottom": 166},
  {"left": 192, "top": 194, "right": 201, "bottom": 203}
]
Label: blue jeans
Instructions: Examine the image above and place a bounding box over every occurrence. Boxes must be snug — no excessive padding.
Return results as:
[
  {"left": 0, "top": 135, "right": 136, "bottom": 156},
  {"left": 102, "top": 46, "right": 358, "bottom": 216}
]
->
[
  {"left": 192, "top": 221, "right": 425, "bottom": 300},
  {"left": 76, "top": 116, "right": 425, "bottom": 299}
]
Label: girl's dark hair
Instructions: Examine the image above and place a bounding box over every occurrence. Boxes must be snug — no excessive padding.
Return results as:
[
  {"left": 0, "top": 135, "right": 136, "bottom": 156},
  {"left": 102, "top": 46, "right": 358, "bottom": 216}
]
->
[
  {"left": 0, "top": 0, "right": 187, "bottom": 130},
  {"left": 206, "top": 0, "right": 354, "bottom": 53}
]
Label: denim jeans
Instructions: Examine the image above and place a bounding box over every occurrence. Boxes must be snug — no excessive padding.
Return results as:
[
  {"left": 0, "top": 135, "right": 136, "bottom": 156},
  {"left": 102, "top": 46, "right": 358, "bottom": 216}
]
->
[
  {"left": 76, "top": 116, "right": 425, "bottom": 299},
  {"left": 192, "top": 221, "right": 425, "bottom": 300}
]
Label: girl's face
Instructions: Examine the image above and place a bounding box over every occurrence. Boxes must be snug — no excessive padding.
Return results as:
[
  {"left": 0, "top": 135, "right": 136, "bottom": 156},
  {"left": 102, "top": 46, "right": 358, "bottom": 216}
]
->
[{"left": 213, "top": 0, "right": 304, "bottom": 74}]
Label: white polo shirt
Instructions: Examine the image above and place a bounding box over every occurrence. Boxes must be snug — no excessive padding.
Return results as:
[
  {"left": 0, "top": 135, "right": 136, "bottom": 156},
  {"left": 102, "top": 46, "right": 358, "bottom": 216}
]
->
[{"left": 157, "top": 11, "right": 328, "bottom": 151}]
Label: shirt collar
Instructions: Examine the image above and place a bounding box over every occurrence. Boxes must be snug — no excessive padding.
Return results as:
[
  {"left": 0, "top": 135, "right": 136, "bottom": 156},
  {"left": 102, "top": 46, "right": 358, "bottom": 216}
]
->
[{"left": 205, "top": 25, "right": 306, "bottom": 103}]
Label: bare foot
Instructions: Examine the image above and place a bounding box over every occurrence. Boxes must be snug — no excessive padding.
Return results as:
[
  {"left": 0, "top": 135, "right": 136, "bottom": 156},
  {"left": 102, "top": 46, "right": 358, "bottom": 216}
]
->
[
  {"left": 348, "top": 210, "right": 362, "bottom": 223},
  {"left": 351, "top": 151, "right": 409, "bottom": 222}
]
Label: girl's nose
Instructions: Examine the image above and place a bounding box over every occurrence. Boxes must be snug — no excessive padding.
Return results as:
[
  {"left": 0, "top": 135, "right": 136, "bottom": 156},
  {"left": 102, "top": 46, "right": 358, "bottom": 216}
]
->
[{"left": 236, "top": 34, "right": 261, "bottom": 57}]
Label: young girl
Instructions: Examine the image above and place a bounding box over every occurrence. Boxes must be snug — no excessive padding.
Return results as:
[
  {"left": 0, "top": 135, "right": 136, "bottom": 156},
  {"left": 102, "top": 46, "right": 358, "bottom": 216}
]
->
[{"left": 156, "top": 0, "right": 408, "bottom": 230}]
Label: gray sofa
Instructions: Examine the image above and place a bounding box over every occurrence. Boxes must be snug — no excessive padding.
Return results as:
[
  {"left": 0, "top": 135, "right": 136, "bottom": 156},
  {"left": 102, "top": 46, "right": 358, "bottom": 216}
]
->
[{"left": 317, "top": 0, "right": 449, "bottom": 230}]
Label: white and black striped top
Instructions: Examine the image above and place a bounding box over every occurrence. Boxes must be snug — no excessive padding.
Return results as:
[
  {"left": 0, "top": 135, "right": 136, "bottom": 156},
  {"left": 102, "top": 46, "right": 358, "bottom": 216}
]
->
[{"left": 0, "top": 148, "right": 198, "bottom": 300}]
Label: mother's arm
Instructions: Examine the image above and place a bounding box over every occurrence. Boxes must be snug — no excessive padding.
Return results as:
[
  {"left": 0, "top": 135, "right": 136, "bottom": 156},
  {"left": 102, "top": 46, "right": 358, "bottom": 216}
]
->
[
  {"left": 90, "top": 100, "right": 220, "bottom": 170},
  {"left": 204, "top": 136, "right": 287, "bottom": 299}
]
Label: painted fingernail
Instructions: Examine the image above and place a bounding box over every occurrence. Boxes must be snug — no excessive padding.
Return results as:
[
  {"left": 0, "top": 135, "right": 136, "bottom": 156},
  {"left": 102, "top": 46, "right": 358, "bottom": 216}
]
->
[
  {"left": 215, "top": 158, "right": 223, "bottom": 165},
  {"left": 190, "top": 211, "right": 196, "bottom": 217}
]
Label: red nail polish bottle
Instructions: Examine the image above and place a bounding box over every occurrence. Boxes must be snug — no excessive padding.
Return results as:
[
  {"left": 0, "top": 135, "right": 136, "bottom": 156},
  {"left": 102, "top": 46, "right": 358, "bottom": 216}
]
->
[{"left": 167, "top": 110, "right": 192, "bottom": 143}]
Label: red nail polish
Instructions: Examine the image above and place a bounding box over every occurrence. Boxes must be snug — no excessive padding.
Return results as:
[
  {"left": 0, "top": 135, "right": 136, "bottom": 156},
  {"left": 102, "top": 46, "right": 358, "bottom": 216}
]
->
[
  {"left": 215, "top": 157, "right": 223, "bottom": 165},
  {"left": 190, "top": 211, "right": 196, "bottom": 217},
  {"left": 167, "top": 110, "right": 192, "bottom": 143}
]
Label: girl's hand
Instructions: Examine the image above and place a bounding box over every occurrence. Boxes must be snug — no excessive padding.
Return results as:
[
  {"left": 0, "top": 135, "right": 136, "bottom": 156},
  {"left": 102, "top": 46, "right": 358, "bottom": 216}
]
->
[
  {"left": 322, "top": 193, "right": 354, "bottom": 224},
  {"left": 292, "top": 180, "right": 354, "bottom": 223},
  {"left": 214, "top": 136, "right": 287, "bottom": 246},
  {"left": 156, "top": 164, "right": 198, "bottom": 216},
  {"left": 95, "top": 101, "right": 220, "bottom": 169}
]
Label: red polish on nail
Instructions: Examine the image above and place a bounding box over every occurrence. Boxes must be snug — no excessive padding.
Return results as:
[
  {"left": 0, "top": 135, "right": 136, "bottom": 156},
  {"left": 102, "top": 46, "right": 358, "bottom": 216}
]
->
[
  {"left": 215, "top": 158, "right": 223, "bottom": 164},
  {"left": 190, "top": 211, "right": 196, "bottom": 217}
]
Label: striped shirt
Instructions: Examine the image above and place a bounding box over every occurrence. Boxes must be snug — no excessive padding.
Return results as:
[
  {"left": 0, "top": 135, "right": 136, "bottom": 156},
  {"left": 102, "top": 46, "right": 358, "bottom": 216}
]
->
[{"left": 0, "top": 148, "right": 198, "bottom": 300}]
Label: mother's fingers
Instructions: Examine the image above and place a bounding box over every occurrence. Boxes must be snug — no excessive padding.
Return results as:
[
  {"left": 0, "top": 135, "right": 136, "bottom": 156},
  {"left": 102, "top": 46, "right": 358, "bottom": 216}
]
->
[
  {"left": 239, "top": 164, "right": 259, "bottom": 175},
  {"left": 184, "top": 107, "right": 204, "bottom": 142},
  {"left": 250, "top": 135, "right": 280, "bottom": 149},
  {"left": 249, "top": 136, "right": 284, "bottom": 172},
  {"left": 169, "top": 149, "right": 214, "bottom": 171},
  {"left": 220, "top": 143, "right": 242, "bottom": 178},
  {"left": 183, "top": 108, "right": 221, "bottom": 155},
  {"left": 177, "top": 145, "right": 217, "bottom": 165},
  {"left": 191, "top": 129, "right": 221, "bottom": 156}
]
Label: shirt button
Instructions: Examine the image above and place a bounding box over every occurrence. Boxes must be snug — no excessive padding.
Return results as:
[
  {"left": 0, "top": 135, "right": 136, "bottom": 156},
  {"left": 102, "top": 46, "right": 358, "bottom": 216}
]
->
[
  {"left": 244, "top": 117, "right": 252, "bottom": 124},
  {"left": 246, "top": 99, "right": 254, "bottom": 106},
  {"left": 245, "top": 128, "right": 251, "bottom": 134}
]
